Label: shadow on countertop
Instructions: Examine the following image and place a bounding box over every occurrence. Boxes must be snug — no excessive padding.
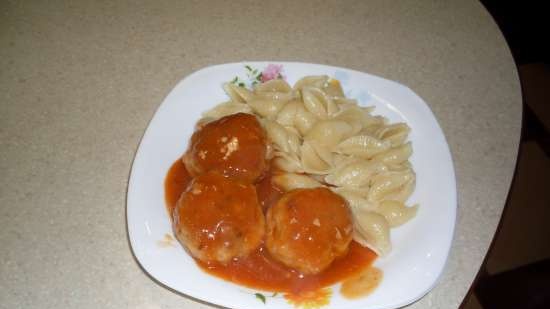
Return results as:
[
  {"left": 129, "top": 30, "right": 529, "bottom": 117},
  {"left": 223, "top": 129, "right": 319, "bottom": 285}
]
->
[{"left": 461, "top": 1, "right": 550, "bottom": 309}]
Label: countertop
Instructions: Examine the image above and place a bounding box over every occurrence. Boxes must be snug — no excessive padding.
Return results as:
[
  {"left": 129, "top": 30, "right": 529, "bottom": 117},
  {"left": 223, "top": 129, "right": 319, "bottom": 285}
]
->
[{"left": 0, "top": 1, "right": 521, "bottom": 308}]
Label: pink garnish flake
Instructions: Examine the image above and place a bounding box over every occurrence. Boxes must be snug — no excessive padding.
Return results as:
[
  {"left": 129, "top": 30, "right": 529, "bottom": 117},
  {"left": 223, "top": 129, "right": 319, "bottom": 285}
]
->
[{"left": 261, "top": 64, "right": 284, "bottom": 82}]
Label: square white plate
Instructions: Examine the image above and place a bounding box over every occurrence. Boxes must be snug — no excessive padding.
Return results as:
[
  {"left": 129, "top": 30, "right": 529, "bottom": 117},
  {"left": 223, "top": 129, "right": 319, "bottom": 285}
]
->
[{"left": 127, "top": 62, "right": 457, "bottom": 309}]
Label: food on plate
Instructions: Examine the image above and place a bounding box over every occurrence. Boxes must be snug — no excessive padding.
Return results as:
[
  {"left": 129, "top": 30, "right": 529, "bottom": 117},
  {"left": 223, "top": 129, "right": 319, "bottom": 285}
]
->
[
  {"left": 165, "top": 66, "right": 418, "bottom": 297},
  {"left": 201, "top": 74, "right": 418, "bottom": 256},
  {"left": 340, "top": 266, "right": 383, "bottom": 299},
  {"left": 265, "top": 187, "right": 353, "bottom": 274},
  {"left": 172, "top": 171, "right": 265, "bottom": 264},
  {"left": 183, "top": 113, "right": 267, "bottom": 183}
]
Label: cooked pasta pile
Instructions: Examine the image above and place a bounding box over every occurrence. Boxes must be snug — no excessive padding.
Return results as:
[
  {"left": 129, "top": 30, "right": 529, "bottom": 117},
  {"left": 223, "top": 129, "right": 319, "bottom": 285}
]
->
[{"left": 200, "top": 76, "right": 418, "bottom": 256}]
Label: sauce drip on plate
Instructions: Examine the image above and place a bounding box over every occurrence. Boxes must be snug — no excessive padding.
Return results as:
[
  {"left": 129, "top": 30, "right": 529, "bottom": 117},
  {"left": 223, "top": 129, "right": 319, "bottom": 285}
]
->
[{"left": 199, "top": 240, "right": 376, "bottom": 294}]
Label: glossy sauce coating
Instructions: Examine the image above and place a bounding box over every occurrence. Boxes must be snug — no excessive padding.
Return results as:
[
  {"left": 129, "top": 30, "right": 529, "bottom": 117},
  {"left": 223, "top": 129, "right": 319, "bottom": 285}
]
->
[
  {"left": 183, "top": 113, "right": 267, "bottom": 183},
  {"left": 165, "top": 161, "right": 377, "bottom": 293},
  {"left": 265, "top": 188, "right": 354, "bottom": 274},
  {"left": 172, "top": 171, "right": 265, "bottom": 264},
  {"left": 164, "top": 158, "right": 192, "bottom": 217},
  {"left": 255, "top": 167, "right": 284, "bottom": 213}
]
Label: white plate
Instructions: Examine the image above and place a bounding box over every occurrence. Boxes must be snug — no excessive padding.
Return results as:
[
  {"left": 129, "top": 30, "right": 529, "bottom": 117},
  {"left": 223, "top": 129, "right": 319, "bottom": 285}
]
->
[{"left": 127, "top": 62, "right": 457, "bottom": 309}]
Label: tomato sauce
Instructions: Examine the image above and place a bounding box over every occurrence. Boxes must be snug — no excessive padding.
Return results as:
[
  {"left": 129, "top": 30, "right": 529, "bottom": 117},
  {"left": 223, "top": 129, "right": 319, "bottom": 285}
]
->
[
  {"left": 164, "top": 159, "right": 377, "bottom": 293},
  {"left": 198, "top": 241, "right": 376, "bottom": 294},
  {"left": 254, "top": 168, "right": 284, "bottom": 214},
  {"left": 164, "top": 158, "right": 192, "bottom": 218}
]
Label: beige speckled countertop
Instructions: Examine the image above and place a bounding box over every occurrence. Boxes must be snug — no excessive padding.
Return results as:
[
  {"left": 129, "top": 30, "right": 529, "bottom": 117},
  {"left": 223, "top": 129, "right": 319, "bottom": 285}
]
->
[{"left": 0, "top": 1, "right": 521, "bottom": 308}]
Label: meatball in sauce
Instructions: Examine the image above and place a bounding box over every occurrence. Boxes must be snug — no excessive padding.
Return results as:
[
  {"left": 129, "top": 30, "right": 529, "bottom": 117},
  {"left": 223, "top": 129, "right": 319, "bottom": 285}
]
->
[
  {"left": 173, "top": 172, "right": 265, "bottom": 264},
  {"left": 266, "top": 187, "right": 354, "bottom": 274},
  {"left": 183, "top": 113, "right": 267, "bottom": 183}
]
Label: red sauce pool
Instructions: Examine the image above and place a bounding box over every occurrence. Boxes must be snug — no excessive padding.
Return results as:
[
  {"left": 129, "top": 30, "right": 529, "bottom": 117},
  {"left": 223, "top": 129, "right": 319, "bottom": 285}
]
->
[{"left": 164, "top": 159, "right": 377, "bottom": 293}]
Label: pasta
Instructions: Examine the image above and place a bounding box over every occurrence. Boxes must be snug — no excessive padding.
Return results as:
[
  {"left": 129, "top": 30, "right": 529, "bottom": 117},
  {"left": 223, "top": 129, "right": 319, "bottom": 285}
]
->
[
  {"left": 335, "top": 135, "right": 392, "bottom": 159},
  {"left": 255, "top": 79, "right": 292, "bottom": 93},
  {"left": 300, "top": 141, "right": 333, "bottom": 174},
  {"left": 304, "top": 120, "right": 357, "bottom": 147},
  {"left": 301, "top": 87, "right": 339, "bottom": 119},
  {"left": 368, "top": 169, "right": 415, "bottom": 203},
  {"left": 247, "top": 98, "right": 287, "bottom": 119},
  {"left": 293, "top": 103, "right": 318, "bottom": 135},
  {"left": 263, "top": 120, "right": 301, "bottom": 156},
  {"left": 375, "top": 200, "right": 418, "bottom": 228},
  {"left": 223, "top": 83, "right": 254, "bottom": 103},
  {"left": 202, "top": 101, "right": 254, "bottom": 120},
  {"left": 325, "top": 161, "right": 388, "bottom": 188},
  {"left": 272, "top": 173, "right": 324, "bottom": 191},
  {"left": 201, "top": 74, "right": 418, "bottom": 256},
  {"left": 353, "top": 210, "right": 392, "bottom": 256}
]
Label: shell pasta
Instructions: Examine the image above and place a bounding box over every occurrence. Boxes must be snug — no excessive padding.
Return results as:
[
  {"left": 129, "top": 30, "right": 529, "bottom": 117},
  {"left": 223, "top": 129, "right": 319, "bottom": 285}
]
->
[{"left": 201, "top": 75, "right": 418, "bottom": 256}]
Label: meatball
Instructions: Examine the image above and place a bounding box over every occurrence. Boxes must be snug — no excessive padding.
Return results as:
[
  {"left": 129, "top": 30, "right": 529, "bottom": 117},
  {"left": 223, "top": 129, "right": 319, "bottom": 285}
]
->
[
  {"left": 265, "top": 188, "right": 353, "bottom": 274},
  {"left": 183, "top": 113, "right": 267, "bottom": 183},
  {"left": 173, "top": 172, "right": 265, "bottom": 264}
]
